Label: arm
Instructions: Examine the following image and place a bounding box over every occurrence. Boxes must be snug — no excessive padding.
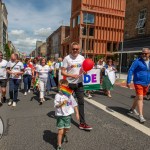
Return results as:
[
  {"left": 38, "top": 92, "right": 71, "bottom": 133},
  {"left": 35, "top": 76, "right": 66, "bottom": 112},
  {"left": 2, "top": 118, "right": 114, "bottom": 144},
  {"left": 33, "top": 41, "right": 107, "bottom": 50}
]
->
[
  {"left": 61, "top": 67, "right": 79, "bottom": 79},
  {"left": 127, "top": 60, "right": 138, "bottom": 85},
  {"left": 74, "top": 106, "right": 79, "bottom": 121}
]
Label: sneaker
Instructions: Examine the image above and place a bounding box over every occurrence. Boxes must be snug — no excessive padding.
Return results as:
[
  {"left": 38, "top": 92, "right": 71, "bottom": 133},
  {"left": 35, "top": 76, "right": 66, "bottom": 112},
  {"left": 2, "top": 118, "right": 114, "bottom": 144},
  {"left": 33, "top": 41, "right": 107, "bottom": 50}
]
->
[
  {"left": 88, "top": 94, "right": 92, "bottom": 99},
  {"left": 12, "top": 102, "right": 16, "bottom": 107},
  {"left": 129, "top": 109, "right": 139, "bottom": 116},
  {"left": 3, "top": 97, "right": 6, "bottom": 103},
  {"left": 28, "top": 89, "right": 31, "bottom": 93},
  {"left": 79, "top": 123, "right": 93, "bottom": 130},
  {"left": 62, "top": 134, "right": 68, "bottom": 143},
  {"left": 139, "top": 116, "right": 146, "bottom": 123},
  {"left": 8, "top": 99, "right": 13, "bottom": 106},
  {"left": 57, "top": 146, "right": 63, "bottom": 150},
  {"left": 39, "top": 99, "right": 43, "bottom": 105},
  {"left": 24, "top": 92, "right": 27, "bottom": 96}
]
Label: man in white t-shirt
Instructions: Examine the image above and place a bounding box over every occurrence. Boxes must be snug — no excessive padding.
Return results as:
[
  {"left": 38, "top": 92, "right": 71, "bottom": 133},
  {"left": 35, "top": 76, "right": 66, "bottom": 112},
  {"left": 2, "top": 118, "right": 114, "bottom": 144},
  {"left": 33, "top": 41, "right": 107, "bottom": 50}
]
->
[
  {"left": 7, "top": 53, "right": 24, "bottom": 107},
  {"left": 0, "top": 51, "right": 8, "bottom": 107},
  {"left": 61, "top": 42, "right": 92, "bottom": 130}
]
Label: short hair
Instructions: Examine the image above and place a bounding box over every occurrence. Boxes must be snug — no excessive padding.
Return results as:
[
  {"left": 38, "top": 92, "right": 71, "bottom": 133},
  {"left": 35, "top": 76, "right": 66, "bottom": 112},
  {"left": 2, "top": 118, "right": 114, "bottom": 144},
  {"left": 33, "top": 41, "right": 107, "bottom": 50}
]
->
[
  {"left": 71, "top": 42, "right": 79, "bottom": 48},
  {"left": 142, "top": 48, "right": 150, "bottom": 52},
  {"left": 25, "top": 58, "right": 30, "bottom": 63},
  {"left": 59, "top": 79, "right": 68, "bottom": 86}
]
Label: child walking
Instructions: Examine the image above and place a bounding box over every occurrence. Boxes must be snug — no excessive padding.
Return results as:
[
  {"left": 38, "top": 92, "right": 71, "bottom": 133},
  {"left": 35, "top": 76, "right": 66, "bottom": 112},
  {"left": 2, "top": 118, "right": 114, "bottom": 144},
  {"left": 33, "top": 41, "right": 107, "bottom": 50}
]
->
[{"left": 54, "top": 79, "right": 79, "bottom": 150}]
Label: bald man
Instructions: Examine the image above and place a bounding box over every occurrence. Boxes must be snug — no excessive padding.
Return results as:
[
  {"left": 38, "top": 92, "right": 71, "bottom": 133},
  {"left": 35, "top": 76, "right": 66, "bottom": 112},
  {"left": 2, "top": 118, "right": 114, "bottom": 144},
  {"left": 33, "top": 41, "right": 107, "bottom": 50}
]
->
[{"left": 127, "top": 48, "right": 150, "bottom": 123}]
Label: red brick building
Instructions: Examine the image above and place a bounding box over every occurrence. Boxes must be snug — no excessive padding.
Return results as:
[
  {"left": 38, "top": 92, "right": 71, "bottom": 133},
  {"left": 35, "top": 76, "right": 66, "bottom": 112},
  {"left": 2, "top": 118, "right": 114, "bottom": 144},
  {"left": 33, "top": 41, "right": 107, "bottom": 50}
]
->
[
  {"left": 62, "top": 0, "right": 126, "bottom": 59},
  {"left": 122, "top": 0, "right": 150, "bottom": 72}
]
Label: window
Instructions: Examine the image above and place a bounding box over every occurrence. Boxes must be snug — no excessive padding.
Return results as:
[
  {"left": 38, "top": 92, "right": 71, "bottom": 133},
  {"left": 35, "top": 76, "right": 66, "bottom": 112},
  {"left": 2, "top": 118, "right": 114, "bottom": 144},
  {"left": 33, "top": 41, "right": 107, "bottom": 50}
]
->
[
  {"left": 83, "top": 13, "right": 95, "bottom": 24},
  {"left": 73, "top": 18, "right": 75, "bottom": 28},
  {"left": 107, "top": 42, "right": 112, "bottom": 52},
  {"left": 83, "top": 27, "right": 87, "bottom": 35},
  {"left": 136, "top": 9, "right": 147, "bottom": 29},
  {"left": 77, "top": 15, "right": 80, "bottom": 25},
  {"left": 89, "top": 28, "right": 94, "bottom": 36}
]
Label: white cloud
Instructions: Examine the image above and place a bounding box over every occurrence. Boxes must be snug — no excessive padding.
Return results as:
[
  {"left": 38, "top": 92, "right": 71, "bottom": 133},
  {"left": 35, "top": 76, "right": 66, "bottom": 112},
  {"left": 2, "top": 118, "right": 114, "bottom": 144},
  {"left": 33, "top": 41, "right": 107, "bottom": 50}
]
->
[
  {"left": 10, "top": 30, "right": 24, "bottom": 35},
  {"left": 34, "top": 27, "right": 52, "bottom": 37},
  {"left": 5, "top": 0, "right": 71, "bottom": 54}
]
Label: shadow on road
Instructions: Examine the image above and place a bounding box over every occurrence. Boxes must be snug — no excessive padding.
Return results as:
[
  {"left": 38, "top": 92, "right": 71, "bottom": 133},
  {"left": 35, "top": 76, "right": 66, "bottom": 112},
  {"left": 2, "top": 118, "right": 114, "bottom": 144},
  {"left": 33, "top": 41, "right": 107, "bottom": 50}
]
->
[
  {"left": 47, "top": 111, "right": 56, "bottom": 119},
  {"left": 43, "top": 130, "right": 57, "bottom": 149},
  {"left": 108, "top": 106, "right": 139, "bottom": 122}
]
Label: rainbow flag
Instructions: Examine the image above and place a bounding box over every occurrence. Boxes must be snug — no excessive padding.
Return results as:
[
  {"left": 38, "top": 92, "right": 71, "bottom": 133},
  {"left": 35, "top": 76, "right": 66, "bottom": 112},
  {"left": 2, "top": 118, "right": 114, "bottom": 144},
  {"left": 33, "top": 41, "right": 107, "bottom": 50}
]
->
[{"left": 60, "top": 85, "right": 73, "bottom": 97}]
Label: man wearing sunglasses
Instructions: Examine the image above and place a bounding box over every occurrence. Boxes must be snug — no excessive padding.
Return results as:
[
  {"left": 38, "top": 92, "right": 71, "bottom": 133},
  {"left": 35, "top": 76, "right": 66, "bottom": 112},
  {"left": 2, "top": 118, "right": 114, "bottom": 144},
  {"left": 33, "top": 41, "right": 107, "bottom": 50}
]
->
[
  {"left": 127, "top": 48, "right": 150, "bottom": 123},
  {"left": 61, "top": 42, "right": 92, "bottom": 130},
  {"left": 0, "top": 51, "right": 8, "bottom": 107}
]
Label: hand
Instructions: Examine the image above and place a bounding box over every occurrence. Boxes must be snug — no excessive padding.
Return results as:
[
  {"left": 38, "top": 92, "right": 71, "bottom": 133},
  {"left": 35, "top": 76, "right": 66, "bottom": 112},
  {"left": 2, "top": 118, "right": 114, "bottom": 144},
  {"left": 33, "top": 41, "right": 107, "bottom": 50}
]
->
[
  {"left": 76, "top": 113, "right": 80, "bottom": 121},
  {"left": 127, "top": 83, "right": 131, "bottom": 89},
  {"left": 63, "top": 100, "right": 67, "bottom": 105},
  {"left": 71, "top": 74, "right": 79, "bottom": 79}
]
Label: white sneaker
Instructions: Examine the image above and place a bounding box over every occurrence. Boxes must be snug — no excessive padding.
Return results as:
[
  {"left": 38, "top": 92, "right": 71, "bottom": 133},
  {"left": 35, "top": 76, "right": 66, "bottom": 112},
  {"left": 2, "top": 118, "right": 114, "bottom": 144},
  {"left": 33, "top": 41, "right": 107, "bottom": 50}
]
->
[
  {"left": 8, "top": 100, "right": 12, "bottom": 106},
  {"left": 28, "top": 90, "right": 31, "bottom": 93},
  {"left": 129, "top": 109, "right": 139, "bottom": 116},
  {"left": 24, "top": 92, "right": 27, "bottom": 96},
  {"left": 139, "top": 116, "right": 146, "bottom": 123},
  {"left": 12, "top": 102, "right": 16, "bottom": 107},
  {"left": 88, "top": 94, "right": 92, "bottom": 99}
]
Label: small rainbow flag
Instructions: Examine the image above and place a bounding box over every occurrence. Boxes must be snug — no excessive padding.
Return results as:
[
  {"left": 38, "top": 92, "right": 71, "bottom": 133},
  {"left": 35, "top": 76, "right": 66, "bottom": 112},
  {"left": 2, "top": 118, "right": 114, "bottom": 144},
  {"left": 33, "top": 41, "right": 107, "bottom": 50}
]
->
[{"left": 60, "top": 85, "right": 73, "bottom": 97}]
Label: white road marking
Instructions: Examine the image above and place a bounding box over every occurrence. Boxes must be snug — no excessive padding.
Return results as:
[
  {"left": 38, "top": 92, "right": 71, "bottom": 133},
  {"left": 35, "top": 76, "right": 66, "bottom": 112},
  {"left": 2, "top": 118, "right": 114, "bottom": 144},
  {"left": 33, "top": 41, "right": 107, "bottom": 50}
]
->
[{"left": 84, "top": 97, "right": 150, "bottom": 136}]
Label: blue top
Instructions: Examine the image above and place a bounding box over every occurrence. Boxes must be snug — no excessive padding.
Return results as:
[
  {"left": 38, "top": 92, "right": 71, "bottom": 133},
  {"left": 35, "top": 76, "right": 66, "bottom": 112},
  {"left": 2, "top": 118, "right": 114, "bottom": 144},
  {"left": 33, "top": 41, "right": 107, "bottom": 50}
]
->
[{"left": 127, "top": 58, "right": 150, "bottom": 86}]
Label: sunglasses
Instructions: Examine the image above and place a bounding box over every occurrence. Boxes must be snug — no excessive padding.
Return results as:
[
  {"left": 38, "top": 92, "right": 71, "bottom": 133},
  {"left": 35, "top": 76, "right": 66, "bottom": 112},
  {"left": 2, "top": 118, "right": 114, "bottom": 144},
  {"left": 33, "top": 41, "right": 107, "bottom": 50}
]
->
[
  {"left": 0, "top": 55, "right": 3, "bottom": 56},
  {"left": 72, "top": 48, "right": 79, "bottom": 51}
]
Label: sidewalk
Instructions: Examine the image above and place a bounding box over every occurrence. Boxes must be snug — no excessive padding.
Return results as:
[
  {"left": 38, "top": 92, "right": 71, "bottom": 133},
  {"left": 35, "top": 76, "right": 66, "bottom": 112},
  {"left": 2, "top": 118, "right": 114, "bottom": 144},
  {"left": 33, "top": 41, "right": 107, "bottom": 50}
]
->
[{"left": 115, "top": 73, "right": 135, "bottom": 89}]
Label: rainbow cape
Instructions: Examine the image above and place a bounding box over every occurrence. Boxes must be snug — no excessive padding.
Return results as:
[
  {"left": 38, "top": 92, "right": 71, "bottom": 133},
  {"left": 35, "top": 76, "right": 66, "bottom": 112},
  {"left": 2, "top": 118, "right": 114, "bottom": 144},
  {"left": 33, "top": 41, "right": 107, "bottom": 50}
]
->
[{"left": 60, "top": 85, "right": 73, "bottom": 97}]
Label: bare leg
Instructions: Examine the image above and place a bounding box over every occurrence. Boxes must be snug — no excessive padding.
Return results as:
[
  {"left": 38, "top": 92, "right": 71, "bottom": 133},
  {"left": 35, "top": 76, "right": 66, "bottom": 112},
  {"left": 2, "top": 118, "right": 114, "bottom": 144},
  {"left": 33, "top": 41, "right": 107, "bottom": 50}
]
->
[
  {"left": 2, "top": 87, "right": 6, "bottom": 98},
  {"left": 57, "top": 129, "right": 64, "bottom": 147},
  {"left": 131, "top": 96, "right": 138, "bottom": 109},
  {"left": 137, "top": 95, "right": 144, "bottom": 116}
]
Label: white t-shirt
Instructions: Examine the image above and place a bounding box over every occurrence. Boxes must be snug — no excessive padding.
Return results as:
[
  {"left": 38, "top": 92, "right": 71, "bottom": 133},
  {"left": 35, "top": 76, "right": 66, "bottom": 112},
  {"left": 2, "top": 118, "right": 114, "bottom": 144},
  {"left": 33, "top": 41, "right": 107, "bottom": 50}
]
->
[
  {"left": 145, "top": 60, "right": 149, "bottom": 69},
  {"left": 55, "top": 62, "right": 63, "bottom": 69},
  {"left": 62, "top": 54, "right": 85, "bottom": 84},
  {"left": 37, "top": 65, "right": 50, "bottom": 79},
  {"left": 7, "top": 61, "right": 24, "bottom": 79},
  {"left": 54, "top": 93, "right": 78, "bottom": 116},
  {"left": 0, "top": 59, "right": 8, "bottom": 79},
  {"left": 24, "top": 66, "right": 32, "bottom": 75}
]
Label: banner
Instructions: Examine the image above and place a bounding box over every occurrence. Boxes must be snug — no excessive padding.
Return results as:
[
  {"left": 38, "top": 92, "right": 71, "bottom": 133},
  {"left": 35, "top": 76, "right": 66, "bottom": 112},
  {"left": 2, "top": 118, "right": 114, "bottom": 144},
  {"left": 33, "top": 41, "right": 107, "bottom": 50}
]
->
[
  {"left": 83, "top": 69, "right": 100, "bottom": 90},
  {"left": 59, "top": 69, "right": 101, "bottom": 91}
]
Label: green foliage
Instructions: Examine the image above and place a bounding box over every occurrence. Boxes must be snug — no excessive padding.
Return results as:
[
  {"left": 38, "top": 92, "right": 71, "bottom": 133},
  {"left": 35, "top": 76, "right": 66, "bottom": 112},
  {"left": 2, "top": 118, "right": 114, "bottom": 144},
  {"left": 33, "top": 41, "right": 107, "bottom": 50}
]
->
[{"left": 4, "top": 44, "right": 11, "bottom": 60}]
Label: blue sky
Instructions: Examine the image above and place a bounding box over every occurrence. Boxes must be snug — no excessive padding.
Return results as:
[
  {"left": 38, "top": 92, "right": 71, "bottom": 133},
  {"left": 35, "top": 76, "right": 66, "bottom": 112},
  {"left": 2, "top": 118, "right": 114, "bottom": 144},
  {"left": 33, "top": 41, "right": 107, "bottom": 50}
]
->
[{"left": 3, "top": 0, "right": 71, "bottom": 54}]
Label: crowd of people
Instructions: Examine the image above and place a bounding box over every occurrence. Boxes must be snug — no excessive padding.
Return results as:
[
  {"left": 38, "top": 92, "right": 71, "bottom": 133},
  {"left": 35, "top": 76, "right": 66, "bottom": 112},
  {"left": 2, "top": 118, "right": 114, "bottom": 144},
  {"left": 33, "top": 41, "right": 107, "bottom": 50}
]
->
[{"left": 0, "top": 42, "right": 149, "bottom": 150}]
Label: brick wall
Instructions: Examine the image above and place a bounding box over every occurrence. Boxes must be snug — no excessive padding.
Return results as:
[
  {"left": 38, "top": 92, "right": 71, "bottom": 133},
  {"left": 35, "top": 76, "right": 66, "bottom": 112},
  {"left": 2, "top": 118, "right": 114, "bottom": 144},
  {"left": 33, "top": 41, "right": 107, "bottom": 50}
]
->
[{"left": 124, "top": 0, "right": 150, "bottom": 39}]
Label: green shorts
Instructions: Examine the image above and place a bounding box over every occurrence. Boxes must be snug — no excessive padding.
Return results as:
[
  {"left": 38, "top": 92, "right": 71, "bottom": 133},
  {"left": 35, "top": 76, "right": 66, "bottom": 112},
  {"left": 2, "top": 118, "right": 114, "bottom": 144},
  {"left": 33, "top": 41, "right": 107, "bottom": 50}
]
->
[{"left": 56, "top": 115, "right": 71, "bottom": 129}]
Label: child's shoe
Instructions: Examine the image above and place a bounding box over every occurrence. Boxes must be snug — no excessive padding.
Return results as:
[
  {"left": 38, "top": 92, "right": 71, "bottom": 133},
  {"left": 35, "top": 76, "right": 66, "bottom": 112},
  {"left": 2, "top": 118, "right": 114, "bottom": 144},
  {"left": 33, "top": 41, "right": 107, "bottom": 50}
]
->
[
  {"left": 62, "top": 134, "right": 68, "bottom": 143},
  {"left": 57, "top": 146, "right": 63, "bottom": 150}
]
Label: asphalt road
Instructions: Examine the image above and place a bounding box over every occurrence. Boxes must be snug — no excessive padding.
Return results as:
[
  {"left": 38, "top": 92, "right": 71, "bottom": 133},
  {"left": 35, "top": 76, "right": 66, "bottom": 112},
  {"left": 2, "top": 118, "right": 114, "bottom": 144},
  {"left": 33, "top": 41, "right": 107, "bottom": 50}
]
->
[{"left": 0, "top": 86, "right": 150, "bottom": 150}]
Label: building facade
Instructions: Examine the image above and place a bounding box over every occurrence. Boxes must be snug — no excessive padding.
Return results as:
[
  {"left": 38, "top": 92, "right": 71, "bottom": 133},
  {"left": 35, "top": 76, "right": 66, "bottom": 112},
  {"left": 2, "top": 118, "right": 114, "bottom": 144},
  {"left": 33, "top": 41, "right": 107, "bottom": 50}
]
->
[
  {"left": 62, "top": 0, "right": 126, "bottom": 59},
  {"left": 46, "top": 26, "right": 70, "bottom": 58},
  {"left": 122, "top": 0, "right": 150, "bottom": 71},
  {"left": 35, "top": 41, "right": 43, "bottom": 57},
  {"left": 38, "top": 42, "right": 47, "bottom": 57},
  {"left": 8, "top": 41, "right": 16, "bottom": 53},
  {"left": 0, "top": 0, "right": 8, "bottom": 53}
]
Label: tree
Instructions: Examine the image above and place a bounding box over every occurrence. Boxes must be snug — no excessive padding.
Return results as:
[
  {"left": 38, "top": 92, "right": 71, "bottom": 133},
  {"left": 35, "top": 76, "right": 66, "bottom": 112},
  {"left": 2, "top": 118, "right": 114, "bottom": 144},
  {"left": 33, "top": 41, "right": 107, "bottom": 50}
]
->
[{"left": 4, "top": 44, "right": 11, "bottom": 60}]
